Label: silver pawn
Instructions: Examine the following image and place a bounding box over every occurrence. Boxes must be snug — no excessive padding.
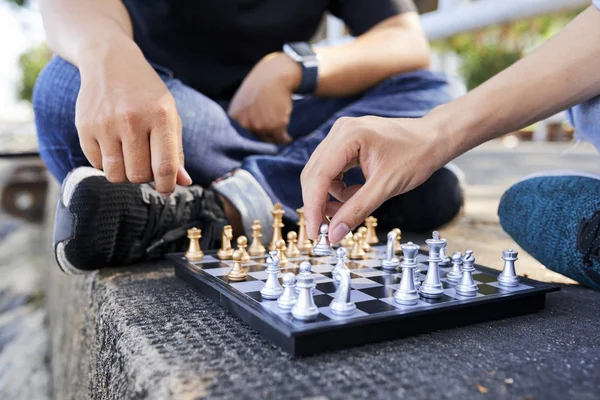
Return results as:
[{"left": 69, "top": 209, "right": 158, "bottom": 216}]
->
[
  {"left": 446, "top": 251, "right": 463, "bottom": 283},
  {"left": 291, "top": 261, "right": 319, "bottom": 321},
  {"left": 312, "top": 223, "right": 333, "bottom": 256},
  {"left": 331, "top": 247, "right": 349, "bottom": 288},
  {"left": 439, "top": 238, "right": 451, "bottom": 267},
  {"left": 394, "top": 242, "right": 420, "bottom": 305},
  {"left": 498, "top": 249, "right": 519, "bottom": 287},
  {"left": 381, "top": 230, "right": 400, "bottom": 270},
  {"left": 260, "top": 252, "right": 283, "bottom": 300},
  {"left": 277, "top": 272, "right": 298, "bottom": 310},
  {"left": 455, "top": 250, "right": 478, "bottom": 297},
  {"left": 330, "top": 266, "right": 356, "bottom": 316},
  {"left": 419, "top": 231, "right": 445, "bottom": 299}
]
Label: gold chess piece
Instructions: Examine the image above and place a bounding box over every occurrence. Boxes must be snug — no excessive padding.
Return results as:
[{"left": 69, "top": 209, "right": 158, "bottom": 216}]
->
[
  {"left": 349, "top": 232, "right": 366, "bottom": 259},
  {"left": 276, "top": 239, "right": 289, "bottom": 267},
  {"left": 184, "top": 227, "right": 204, "bottom": 261},
  {"left": 296, "top": 207, "right": 312, "bottom": 252},
  {"left": 358, "top": 226, "right": 371, "bottom": 252},
  {"left": 365, "top": 216, "right": 379, "bottom": 245},
  {"left": 286, "top": 231, "right": 301, "bottom": 258},
  {"left": 269, "top": 203, "right": 285, "bottom": 251},
  {"left": 248, "top": 219, "right": 266, "bottom": 256},
  {"left": 227, "top": 250, "right": 247, "bottom": 281},
  {"left": 237, "top": 235, "right": 251, "bottom": 263},
  {"left": 217, "top": 225, "right": 234, "bottom": 260},
  {"left": 393, "top": 228, "right": 402, "bottom": 255},
  {"left": 340, "top": 231, "right": 354, "bottom": 248}
]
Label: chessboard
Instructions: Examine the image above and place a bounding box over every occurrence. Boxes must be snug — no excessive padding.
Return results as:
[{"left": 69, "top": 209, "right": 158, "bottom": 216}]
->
[{"left": 170, "top": 242, "right": 560, "bottom": 357}]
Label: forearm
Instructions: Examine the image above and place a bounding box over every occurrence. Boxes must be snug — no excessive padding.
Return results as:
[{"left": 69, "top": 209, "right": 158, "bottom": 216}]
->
[
  {"left": 314, "top": 13, "right": 430, "bottom": 97},
  {"left": 39, "top": 0, "right": 137, "bottom": 67},
  {"left": 428, "top": 6, "right": 600, "bottom": 163}
]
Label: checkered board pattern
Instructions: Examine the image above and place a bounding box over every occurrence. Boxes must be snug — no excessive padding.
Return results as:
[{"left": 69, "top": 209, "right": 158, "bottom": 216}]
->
[{"left": 170, "top": 246, "right": 560, "bottom": 356}]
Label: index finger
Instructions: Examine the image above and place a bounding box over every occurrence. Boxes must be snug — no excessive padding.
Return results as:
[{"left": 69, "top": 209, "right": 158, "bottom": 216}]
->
[{"left": 150, "top": 112, "right": 179, "bottom": 195}]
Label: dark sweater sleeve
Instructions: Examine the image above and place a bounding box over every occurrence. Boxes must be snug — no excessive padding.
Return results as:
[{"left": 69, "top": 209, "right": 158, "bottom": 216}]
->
[{"left": 328, "top": 0, "right": 418, "bottom": 36}]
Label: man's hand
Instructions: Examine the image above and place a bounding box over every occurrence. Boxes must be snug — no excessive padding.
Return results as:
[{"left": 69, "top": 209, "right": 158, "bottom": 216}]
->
[
  {"left": 75, "top": 37, "right": 191, "bottom": 195},
  {"left": 228, "top": 52, "right": 301, "bottom": 144},
  {"left": 301, "top": 115, "right": 449, "bottom": 244}
]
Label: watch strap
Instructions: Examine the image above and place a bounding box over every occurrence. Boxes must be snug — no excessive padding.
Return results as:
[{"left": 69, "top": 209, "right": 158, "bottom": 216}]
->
[{"left": 296, "top": 62, "right": 318, "bottom": 95}]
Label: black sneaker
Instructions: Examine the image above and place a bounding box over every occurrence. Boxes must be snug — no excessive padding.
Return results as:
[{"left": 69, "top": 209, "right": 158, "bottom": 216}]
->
[
  {"left": 53, "top": 167, "right": 228, "bottom": 274},
  {"left": 374, "top": 163, "right": 465, "bottom": 233}
]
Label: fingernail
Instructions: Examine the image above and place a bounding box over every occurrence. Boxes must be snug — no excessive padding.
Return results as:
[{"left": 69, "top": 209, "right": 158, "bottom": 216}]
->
[
  {"left": 160, "top": 192, "right": 172, "bottom": 198},
  {"left": 331, "top": 223, "right": 350, "bottom": 244}
]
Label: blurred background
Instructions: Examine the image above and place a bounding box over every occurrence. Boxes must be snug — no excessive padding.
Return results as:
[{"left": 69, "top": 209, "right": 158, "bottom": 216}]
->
[{"left": 0, "top": 1, "right": 597, "bottom": 399}]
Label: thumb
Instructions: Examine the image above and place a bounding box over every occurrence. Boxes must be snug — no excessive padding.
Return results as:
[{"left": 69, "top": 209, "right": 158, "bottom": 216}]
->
[{"left": 328, "top": 180, "right": 384, "bottom": 244}]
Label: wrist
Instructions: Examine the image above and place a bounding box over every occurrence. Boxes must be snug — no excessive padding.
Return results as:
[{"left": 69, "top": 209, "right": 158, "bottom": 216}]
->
[
  {"left": 270, "top": 52, "right": 302, "bottom": 92},
  {"left": 75, "top": 32, "right": 142, "bottom": 72}
]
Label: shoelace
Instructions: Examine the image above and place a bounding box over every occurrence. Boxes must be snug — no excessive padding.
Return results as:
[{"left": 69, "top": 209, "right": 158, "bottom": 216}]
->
[{"left": 577, "top": 210, "right": 600, "bottom": 265}]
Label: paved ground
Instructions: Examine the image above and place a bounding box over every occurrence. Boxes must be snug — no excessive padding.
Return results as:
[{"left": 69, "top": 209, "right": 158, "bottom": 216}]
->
[{"left": 2, "top": 139, "right": 600, "bottom": 399}]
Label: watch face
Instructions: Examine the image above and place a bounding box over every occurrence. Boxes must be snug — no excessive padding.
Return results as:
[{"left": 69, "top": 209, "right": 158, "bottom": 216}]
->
[{"left": 291, "top": 42, "right": 315, "bottom": 57}]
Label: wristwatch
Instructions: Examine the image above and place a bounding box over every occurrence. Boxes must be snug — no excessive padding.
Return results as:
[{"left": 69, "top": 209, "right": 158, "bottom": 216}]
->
[{"left": 283, "top": 42, "right": 319, "bottom": 95}]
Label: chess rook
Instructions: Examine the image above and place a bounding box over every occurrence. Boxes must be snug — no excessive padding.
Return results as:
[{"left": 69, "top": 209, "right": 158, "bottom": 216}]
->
[
  {"left": 185, "top": 228, "right": 204, "bottom": 261},
  {"left": 269, "top": 203, "right": 285, "bottom": 251},
  {"left": 261, "top": 253, "right": 283, "bottom": 299},
  {"left": 237, "top": 235, "right": 251, "bottom": 263},
  {"left": 291, "top": 262, "right": 319, "bottom": 321},
  {"left": 330, "top": 266, "right": 356, "bottom": 316},
  {"left": 296, "top": 208, "right": 312, "bottom": 252},
  {"left": 419, "top": 231, "right": 445, "bottom": 299},
  {"left": 381, "top": 230, "right": 400, "bottom": 270},
  {"left": 446, "top": 251, "right": 463, "bottom": 283},
  {"left": 312, "top": 223, "right": 333, "bottom": 256},
  {"left": 455, "top": 250, "right": 478, "bottom": 297},
  {"left": 248, "top": 220, "right": 266, "bottom": 257},
  {"left": 217, "top": 225, "right": 234, "bottom": 260},
  {"left": 227, "top": 250, "right": 247, "bottom": 281},
  {"left": 365, "top": 216, "right": 379, "bottom": 245},
  {"left": 498, "top": 249, "right": 520, "bottom": 287},
  {"left": 277, "top": 273, "right": 298, "bottom": 310},
  {"left": 286, "top": 231, "right": 301, "bottom": 258},
  {"left": 394, "top": 242, "right": 420, "bottom": 305}
]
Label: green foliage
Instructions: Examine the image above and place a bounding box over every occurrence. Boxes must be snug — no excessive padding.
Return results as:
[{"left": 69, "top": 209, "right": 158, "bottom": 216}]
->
[
  {"left": 17, "top": 43, "right": 51, "bottom": 103},
  {"left": 5, "top": 0, "right": 27, "bottom": 7},
  {"left": 432, "top": 9, "right": 583, "bottom": 90}
]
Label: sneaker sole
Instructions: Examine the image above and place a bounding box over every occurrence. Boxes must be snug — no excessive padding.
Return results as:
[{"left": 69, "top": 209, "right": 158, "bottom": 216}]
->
[{"left": 54, "top": 167, "right": 105, "bottom": 275}]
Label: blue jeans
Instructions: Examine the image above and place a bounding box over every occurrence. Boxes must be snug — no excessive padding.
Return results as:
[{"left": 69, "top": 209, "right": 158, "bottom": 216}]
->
[{"left": 34, "top": 56, "right": 455, "bottom": 238}]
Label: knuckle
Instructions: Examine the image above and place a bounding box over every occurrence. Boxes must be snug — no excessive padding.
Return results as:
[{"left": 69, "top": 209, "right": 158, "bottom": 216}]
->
[
  {"left": 156, "top": 160, "right": 178, "bottom": 177},
  {"left": 127, "top": 170, "right": 152, "bottom": 184},
  {"left": 153, "top": 103, "right": 174, "bottom": 125},
  {"left": 120, "top": 109, "right": 141, "bottom": 126}
]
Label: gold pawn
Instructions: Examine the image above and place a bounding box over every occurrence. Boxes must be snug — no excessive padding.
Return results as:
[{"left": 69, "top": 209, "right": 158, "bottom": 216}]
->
[
  {"left": 269, "top": 203, "right": 285, "bottom": 251},
  {"left": 248, "top": 219, "right": 266, "bottom": 256},
  {"left": 276, "top": 239, "right": 289, "bottom": 267},
  {"left": 237, "top": 235, "right": 251, "bottom": 263},
  {"left": 217, "top": 225, "right": 234, "bottom": 260},
  {"left": 349, "top": 232, "right": 366, "bottom": 260},
  {"left": 286, "top": 231, "right": 301, "bottom": 258},
  {"left": 296, "top": 207, "right": 312, "bottom": 252},
  {"left": 227, "top": 250, "right": 247, "bottom": 281},
  {"left": 365, "top": 216, "right": 379, "bottom": 245},
  {"left": 393, "top": 228, "right": 403, "bottom": 255},
  {"left": 185, "top": 228, "right": 204, "bottom": 261},
  {"left": 339, "top": 231, "right": 354, "bottom": 248},
  {"left": 358, "top": 226, "right": 371, "bottom": 253}
]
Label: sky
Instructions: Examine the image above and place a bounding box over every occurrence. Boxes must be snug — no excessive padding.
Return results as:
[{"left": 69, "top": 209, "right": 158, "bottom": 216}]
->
[{"left": 0, "top": 1, "right": 45, "bottom": 122}]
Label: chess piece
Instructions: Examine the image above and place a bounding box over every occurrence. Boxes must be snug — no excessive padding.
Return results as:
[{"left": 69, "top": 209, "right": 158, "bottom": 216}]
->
[
  {"left": 312, "top": 223, "right": 333, "bottom": 257},
  {"left": 248, "top": 220, "right": 266, "bottom": 257},
  {"left": 227, "top": 250, "right": 247, "bottom": 281},
  {"left": 394, "top": 242, "right": 420, "bottom": 305},
  {"left": 291, "top": 262, "right": 319, "bottom": 321},
  {"left": 439, "top": 238, "right": 451, "bottom": 267},
  {"left": 349, "top": 232, "right": 366, "bottom": 260},
  {"left": 286, "top": 231, "right": 301, "bottom": 258},
  {"left": 308, "top": 240, "right": 316, "bottom": 257},
  {"left": 455, "top": 250, "right": 478, "bottom": 297},
  {"left": 217, "top": 225, "right": 234, "bottom": 260},
  {"left": 237, "top": 235, "right": 251, "bottom": 263},
  {"left": 381, "top": 230, "right": 400, "bottom": 270},
  {"left": 330, "top": 266, "right": 356, "bottom": 316},
  {"left": 269, "top": 203, "right": 285, "bottom": 251},
  {"left": 261, "top": 253, "right": 284, "bottom": 299},
  {"left": 275, "top": 239, "right": 289, "bottom": 267},
  {"left": 446, "top": 251, "right": 463, "bottom": 283},
  {"left": 498, "top": 249, "right": 520, "bottom": 287},
  {"left": 357, "top": 227, "right": 371, "bottom": 252},
  {"left": 332, "top": 247, "right": 349, "bottom": 288},
  {"left": 364, "top": 216, "right": 379, "bottom": 245},
  {"left": 296, "top": 208, "right": 312, "bottom": 252},
  {"left": 393, "top": 228, "right": 402, "bottom": 255},
  {"left": 185, "top": 227, "right": 204, "bottom": 261},
  {"left": 277, "top": 273, "right": 298, "bottom": 310},
  {"left": 419, "top": 231, "right": 445, "bottom": 299},
  {"left": 339, "top": 231, "right": 354, "bottom": 248}
]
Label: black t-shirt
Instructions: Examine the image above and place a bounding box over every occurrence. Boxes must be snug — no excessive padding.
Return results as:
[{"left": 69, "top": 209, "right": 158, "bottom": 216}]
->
[{"left": 122, "top": 0, "right": 417, "bottom": 101}]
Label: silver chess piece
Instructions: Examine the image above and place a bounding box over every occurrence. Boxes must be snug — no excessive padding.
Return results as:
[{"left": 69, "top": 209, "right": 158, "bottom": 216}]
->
[
  {"left": 498, "top": 249, "right": 520, "bottom": 287},
  {"left": 332, "top": 247, "right": 349, "bottom": 287},
  {"left": 455, "top": 250, "right": 479, "bottom": 297},
  {"left": 439, "top": 238, "right": 451, "bottom": 267},
  {"left": 330, "top": 266, "right": 356, "bottom": 316},
  {"left": 292, "top": 261, "right": 319, "bottom": 321},
  {"left": 419, "top": 231, "right": 445, "bottom": 299},
  {"left": 446, "top": 251, "right": 463, "bottom": 283},
  {"left": 260, "top": 252, "right": 283, "bottom": 300},
  {"left": 277, "top": 272, "right": 298, "bottom": 310},
  {"left": 381, "top": 230, "right": 400, "bottom": 270},
  {"left": 312, "top": 223, "right": 333, "bottom": 257},
  {"left": 394, "top": 242, "right": 420, "bottom": 305}
]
